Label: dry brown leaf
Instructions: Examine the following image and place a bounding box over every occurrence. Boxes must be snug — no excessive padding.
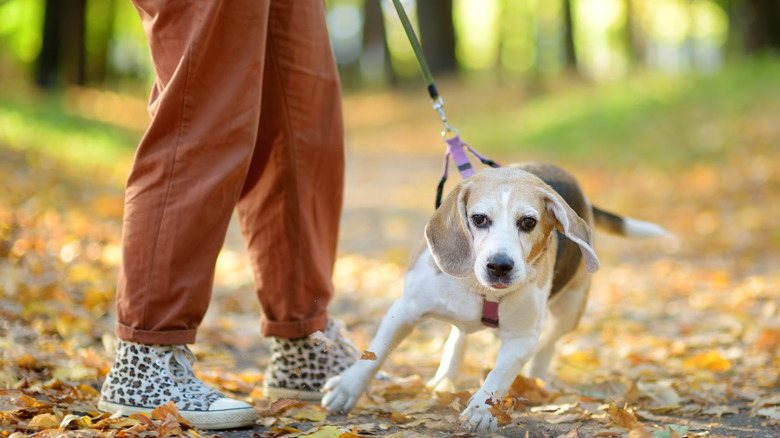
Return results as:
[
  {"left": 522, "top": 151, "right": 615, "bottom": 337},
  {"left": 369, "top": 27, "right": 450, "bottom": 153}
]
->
[
  {"left": 151, "top": 401, "right": 190, "bottom": 426},
  {"left": 266, "top": 398, "right": 306, "bottom": 416},
  {"left": 628, "top": 426, "right": 654, "bottom": 438},
  {"left": 269, "top": 426, "right": 302, "bottom": 436},
  {"left": 507, "top": 375, "right": 552, "bottom": 405},
  {"left": 378, "top": 411, "right": 409, "bottom": 424},
  {"left": 28, "top": 412, "right": 60, "bottom": 429},
  {"left": 18, "top": 394, "right": 53, "bottom": 409},
  {"left": 129, "top": 411, "right": 156, "bottom": 427},
  {"left": 605, "top": 402, "right": 638, "bottom": 430},
  {"left": 755, "top": 328, "right": 780, "bottom": 351}
]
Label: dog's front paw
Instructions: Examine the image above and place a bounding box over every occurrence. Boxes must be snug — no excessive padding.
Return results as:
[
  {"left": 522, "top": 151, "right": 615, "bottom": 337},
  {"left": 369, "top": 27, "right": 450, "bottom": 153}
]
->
[
  {"left": 321, "top": 372, "right": 363, "bottom": 413},
  {"left": 459, "top": 395, "right": 501, "bottom": 435}
]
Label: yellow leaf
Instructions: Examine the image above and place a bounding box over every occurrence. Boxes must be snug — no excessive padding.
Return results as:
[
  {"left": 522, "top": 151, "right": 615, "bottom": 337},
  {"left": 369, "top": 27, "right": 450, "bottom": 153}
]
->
[
  {"left": 59, "top": 414, "right": 93, "bottom": 429},
  {"left": 269, "top": 426, "right": 302, "bottom": 436},
  {"left": 96, "top": 416, "right": 141, "bottom": 429},
  {"left": 300, "top": 426, "right": 343, "bottom": 437},
  {"left": 77, "top": 384, "right": 100, "bottom": 398},
  {"left": 605, "top": 402, "right": 638, "bottom": 430},
  {"left": 18, "top": 395, "right": 53, "bottom": 409},
  {"left": 295, "top": 409, "right": 327, "bottom": 422},
  {"left": 28, "top": 413, "right": 59, "bottom": 429},
  {"left": 682, "top": 350, "right": 731, "bottom": 372},
  {"left": 556, "top": 350, "right": 600, "bottom": 384}
]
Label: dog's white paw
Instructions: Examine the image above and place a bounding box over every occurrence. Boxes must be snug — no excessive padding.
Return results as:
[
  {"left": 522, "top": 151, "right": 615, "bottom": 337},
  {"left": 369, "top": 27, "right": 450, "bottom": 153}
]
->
[
  {"left": 459, "top": 396, "right": 500, "bottom": 435},
  {"left": 321, "top": 373, "right": 363, "bottom": 413}
]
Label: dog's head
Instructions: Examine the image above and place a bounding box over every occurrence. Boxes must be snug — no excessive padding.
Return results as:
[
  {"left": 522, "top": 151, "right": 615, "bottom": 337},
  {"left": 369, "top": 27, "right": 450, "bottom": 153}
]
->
[{"left": 425, "top": 167, "right": 599, "bottom": 291}]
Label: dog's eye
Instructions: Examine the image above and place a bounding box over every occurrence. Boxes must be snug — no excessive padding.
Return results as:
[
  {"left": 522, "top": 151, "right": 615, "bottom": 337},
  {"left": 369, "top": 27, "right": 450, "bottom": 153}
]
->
[
  {"left": 518, "top": 217, "right": 537, "bottom": 231},
  {"left": 471, "top": 214, "right": 490, "bottom": 228}
]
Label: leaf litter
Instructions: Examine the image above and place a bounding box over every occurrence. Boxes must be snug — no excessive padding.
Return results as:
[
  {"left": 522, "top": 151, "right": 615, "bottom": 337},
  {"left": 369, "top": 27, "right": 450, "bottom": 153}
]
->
[{"left": 1, "top": 87, "right": 779, "bottom": 437}]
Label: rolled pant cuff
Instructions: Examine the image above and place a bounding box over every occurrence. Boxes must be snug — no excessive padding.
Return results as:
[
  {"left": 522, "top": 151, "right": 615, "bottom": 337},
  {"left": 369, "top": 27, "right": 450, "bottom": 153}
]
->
[
  {"left": 115, "top": 322, "right": 197, "bottom": 345},
  {"left": 261, "top": 314, "right": 329, "bottom": 339}
]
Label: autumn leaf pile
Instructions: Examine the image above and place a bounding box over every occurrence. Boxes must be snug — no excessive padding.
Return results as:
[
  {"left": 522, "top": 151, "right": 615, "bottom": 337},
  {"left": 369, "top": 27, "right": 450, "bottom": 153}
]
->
[{"left": 1, "top": 72, "right": 779, "bottom": 438}]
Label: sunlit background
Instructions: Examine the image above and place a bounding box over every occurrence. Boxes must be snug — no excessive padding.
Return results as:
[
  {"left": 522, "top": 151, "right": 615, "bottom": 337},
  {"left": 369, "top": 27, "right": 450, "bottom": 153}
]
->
[{"left": 0, "top": 0, "right": 743, "bottom": 90}]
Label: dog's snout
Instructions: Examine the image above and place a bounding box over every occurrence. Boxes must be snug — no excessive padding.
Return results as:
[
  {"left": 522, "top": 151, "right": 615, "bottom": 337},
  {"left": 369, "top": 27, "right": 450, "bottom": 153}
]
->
[{"left": 486, "top": 255, "right": 514, "bottom": 278}]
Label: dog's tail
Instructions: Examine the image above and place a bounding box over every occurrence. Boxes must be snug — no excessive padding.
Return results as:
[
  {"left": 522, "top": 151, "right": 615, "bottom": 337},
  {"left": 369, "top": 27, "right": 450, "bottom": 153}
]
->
[{"left": 591, "top": 206, "right": 670, "bottom": 238}]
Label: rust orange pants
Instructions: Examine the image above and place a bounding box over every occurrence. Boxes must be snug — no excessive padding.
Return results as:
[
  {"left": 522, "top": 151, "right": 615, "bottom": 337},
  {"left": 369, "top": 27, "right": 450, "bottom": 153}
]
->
[{"left": 115, "top": 0, "right": 344, "bottom": 344}]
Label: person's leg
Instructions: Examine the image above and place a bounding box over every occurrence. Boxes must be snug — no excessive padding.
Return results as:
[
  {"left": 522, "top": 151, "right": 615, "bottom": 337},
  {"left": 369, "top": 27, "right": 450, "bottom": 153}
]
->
[
  {"left": 236, "top": 0, "right": 344, "bottom": 340},
  {"left": 115, "top": 0, "right": 269, "bottom": 345},
  {"left": 101, "top": 0, "right": 268, "bottom": 428},
  {"left": 234, "top": 0, "right": 357, "bottom": 400}
]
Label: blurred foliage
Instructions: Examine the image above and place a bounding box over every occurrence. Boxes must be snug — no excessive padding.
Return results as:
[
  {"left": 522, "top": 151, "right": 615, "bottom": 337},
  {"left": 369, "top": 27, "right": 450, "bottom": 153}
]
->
[{"left": 0, "top": 0, "right": 769, "bottom": 91}]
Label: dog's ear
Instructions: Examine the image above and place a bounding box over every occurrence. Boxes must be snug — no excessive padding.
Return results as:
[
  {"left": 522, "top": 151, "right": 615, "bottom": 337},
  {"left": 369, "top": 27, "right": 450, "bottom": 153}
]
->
[
  {"left": 425, "top": 181, "right": 474, "bottom": 278},
  {"left": 540, "top": 188, "right": 600, "bottom": 273}
]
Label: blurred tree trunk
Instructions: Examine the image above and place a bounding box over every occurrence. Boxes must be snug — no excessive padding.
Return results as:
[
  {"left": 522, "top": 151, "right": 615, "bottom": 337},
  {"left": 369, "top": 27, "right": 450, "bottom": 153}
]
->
[
  {"left": 36, "top": 0, "right": 87, "bottom": 89},
  {"left": 86, "top": 0, "right": 117, "bottom": 85},
  {"left": 417, "top": 0, "right": 457, "bottom": 75},
  {"left": 362, "top": 0, "right": 396, "bottom": 85},
  {"left": 562, "top": 0, "right": 578, "bottom": 72},
  {"left": 743, "top": 0, "right": 780, "bottom": 53},
  {"left": 625, "top": 0, "right": 645, "bottom": 66}
]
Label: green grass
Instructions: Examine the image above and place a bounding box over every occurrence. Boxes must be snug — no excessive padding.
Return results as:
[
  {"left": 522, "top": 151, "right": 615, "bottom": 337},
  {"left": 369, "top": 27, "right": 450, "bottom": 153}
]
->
[
  {"left": 1, "top": 56, "right": 779, "bottom": 183},
  {"left": 453, "top": 56, "right": 780, "bottom": 167},
  {"left": 0, "top": 90, "right": 140, "bottom": 186}
]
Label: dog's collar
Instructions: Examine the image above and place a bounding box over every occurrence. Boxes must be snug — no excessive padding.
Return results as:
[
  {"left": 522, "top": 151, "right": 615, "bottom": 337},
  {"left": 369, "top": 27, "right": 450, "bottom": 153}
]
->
[{"left": 481, "top": 299, "right": 499, "bottom": 328}]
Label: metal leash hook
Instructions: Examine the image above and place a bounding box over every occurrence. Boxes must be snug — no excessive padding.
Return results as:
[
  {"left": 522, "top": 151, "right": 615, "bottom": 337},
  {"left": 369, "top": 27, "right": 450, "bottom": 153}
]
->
[{"left": 433, "top": 96, "right": 500, "bottom": 209}]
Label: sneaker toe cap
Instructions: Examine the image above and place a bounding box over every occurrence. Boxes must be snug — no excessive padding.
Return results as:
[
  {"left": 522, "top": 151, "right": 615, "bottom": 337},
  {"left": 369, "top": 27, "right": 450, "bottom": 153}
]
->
[{"left": 209, "top": 397, "right": 253, "bottom": 412}]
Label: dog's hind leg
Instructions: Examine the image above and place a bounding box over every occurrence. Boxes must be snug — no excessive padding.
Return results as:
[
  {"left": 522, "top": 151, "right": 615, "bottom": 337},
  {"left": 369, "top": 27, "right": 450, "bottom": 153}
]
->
[
  {"left": 525, "top": 281, "right": 590, "bottom": 383},
  {"left": 427, "top": 325, "right": 468, "bottom": 392}
]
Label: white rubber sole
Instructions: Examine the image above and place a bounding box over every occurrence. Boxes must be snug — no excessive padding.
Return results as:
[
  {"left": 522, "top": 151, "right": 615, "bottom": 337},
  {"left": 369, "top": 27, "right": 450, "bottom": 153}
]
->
[{"left": 97, "top": 399, "right": 257, "bottom": 430}]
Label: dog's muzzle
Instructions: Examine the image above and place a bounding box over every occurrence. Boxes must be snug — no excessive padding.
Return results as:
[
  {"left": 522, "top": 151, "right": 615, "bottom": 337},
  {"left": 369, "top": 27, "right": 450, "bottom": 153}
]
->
[{"left": 486, "top": 254, "right": 514, "bottom": 283}]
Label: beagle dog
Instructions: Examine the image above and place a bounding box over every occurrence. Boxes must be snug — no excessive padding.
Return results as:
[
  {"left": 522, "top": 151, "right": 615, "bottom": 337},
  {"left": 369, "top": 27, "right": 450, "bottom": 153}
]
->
[{"left": 322, "top": 163, "right": 667, "bottom": 434}]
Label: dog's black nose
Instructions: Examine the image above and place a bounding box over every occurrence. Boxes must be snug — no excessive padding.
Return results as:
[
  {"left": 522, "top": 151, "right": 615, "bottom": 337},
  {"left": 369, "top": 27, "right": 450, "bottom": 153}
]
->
[{"left": 487, "top": 255, "right": 514, "bottom": 277}]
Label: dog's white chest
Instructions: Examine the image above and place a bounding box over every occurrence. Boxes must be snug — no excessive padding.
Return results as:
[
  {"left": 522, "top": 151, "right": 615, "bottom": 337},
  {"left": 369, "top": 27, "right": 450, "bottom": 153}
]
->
[{"left": 405, "top": 250, "right": 493, "bottom": 333}]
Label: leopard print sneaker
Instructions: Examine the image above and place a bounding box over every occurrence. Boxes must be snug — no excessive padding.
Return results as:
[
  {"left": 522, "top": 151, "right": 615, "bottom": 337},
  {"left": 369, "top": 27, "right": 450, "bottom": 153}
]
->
[
  {"left": 98, "top": 340, "right": 257, "bottom": 430},
  {"left": 263, "top": 319, "right": 360, "bottom": 401}
]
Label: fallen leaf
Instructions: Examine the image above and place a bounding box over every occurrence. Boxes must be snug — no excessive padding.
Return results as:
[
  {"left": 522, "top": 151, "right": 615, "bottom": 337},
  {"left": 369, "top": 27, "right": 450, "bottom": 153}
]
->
[
  {"left": 652, "top": 424, "right": 688, "bottom": 438},
  {"left": 628, "top": 426, "right": 654, "bottom": 438},
  {"left": 152, "top": 401, "right": 190, "bottom": 426},
  {"left": 269, "top": 426, "right": 302, "bottom": 436},
  {"left": 702, "top": 404, "right": 739, "bottom": 418},
  {"left": 28, "top": 412, "right": 60, "bottom": 429},
  {"left": 682, "top": 350, "right": 731, "bottom": 372},
  {"left": 755, "top": 406, "right": 780, "bottom": 421},
  {"left": 507, "top": 375, "right": 552, "bottom": 405},
  {"left": 266, "top": 398, "right": 306, "bottom": 416},
  {"left": 295, "top": 408, "right": 327, "bottom": 422},
  {"left": 605, "top": 402, "right": 638, "bottom": 430}
]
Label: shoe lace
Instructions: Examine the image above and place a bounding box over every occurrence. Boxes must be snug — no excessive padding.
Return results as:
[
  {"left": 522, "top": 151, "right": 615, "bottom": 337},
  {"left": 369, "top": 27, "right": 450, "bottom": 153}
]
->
[{"left": 158, "top": 345, "right": 216, "bottom": 398}]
